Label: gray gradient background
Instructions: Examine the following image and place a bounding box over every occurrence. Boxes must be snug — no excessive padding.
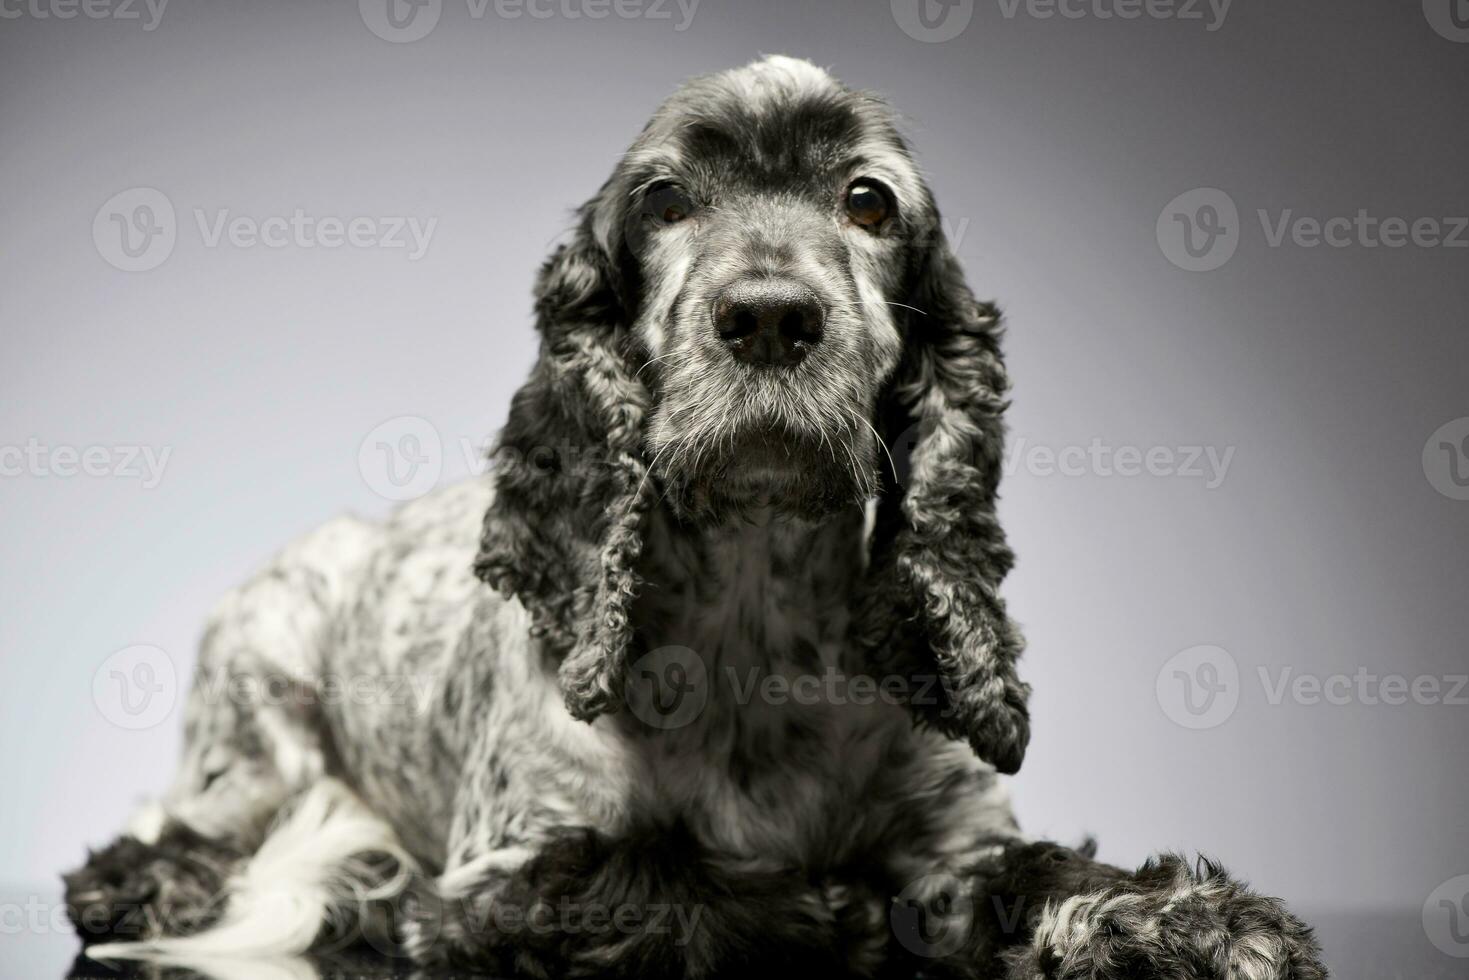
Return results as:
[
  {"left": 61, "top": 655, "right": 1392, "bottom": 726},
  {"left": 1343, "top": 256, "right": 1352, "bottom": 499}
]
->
[{"left": 2, "top": 0, "right": 1467, "bottom": 975}]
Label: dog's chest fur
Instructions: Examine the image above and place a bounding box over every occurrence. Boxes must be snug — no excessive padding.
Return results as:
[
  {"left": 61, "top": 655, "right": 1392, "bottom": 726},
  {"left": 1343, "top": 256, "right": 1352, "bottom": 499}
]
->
[{"left": 620, "top": 505, "right": 907, "bottom": 868}]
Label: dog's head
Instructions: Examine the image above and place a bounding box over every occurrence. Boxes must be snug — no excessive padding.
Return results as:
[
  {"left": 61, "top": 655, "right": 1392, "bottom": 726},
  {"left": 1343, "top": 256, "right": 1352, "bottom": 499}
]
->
[{"left": 478, "top": 56, "right": 1028, "bottom": 771}]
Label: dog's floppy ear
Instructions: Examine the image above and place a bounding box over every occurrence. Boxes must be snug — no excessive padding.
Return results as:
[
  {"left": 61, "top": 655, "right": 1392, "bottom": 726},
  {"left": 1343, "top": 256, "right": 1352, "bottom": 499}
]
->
[
  {"left": 475, "top": 194, "right": 653, "bottom": 723},
  {"left": 857, "top": 220, "right": 1031, "bottom": 774}
]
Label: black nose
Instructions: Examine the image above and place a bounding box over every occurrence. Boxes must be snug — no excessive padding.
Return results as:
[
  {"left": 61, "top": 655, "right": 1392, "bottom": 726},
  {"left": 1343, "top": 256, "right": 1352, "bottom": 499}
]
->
[{"left": 713, "top": 279, "right": 824, "bottom": 367}]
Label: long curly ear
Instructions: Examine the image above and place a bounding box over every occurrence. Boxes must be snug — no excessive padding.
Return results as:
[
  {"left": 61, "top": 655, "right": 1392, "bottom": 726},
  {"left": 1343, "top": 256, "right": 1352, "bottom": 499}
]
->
[
  {"left": 857, "top": 226, "right": 1031, "bottom": 774},
  {"left": 475, "top": 198, "right": 652, "bottom": 722}
]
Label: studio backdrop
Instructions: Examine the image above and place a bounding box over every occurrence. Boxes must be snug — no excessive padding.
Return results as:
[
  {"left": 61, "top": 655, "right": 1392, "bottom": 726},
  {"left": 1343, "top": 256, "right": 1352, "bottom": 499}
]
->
[{"left": 2, "top": 1, "right": 1466, "bottom": 976}]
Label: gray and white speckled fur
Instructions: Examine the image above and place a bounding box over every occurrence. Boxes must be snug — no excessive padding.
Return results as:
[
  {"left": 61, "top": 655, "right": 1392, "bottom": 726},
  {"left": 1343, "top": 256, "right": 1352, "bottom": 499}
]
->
[{"left": 66, "top": 56, "right": 1326, "bottom": 980}]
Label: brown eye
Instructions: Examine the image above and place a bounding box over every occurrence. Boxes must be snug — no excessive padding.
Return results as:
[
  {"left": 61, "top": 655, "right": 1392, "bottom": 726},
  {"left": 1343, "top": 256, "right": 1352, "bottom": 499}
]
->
[
  {"left": 644, "top": 184, "right": 692, "bottom": 225},
  {"left": 845, "top": 181, "right": 890, "bottom": 229}
]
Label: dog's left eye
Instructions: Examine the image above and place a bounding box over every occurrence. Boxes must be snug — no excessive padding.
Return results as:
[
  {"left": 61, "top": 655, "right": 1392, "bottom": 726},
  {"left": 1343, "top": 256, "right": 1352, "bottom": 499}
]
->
[
  {"left": 845, "top": 181, "right": 890, "bottom": 229},
  {"left": 643, "top": 184, "right": 692, "bottom": 225}
]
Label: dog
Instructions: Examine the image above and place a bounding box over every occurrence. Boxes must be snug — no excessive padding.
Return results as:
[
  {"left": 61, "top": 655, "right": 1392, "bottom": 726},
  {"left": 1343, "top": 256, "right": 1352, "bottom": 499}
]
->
[{"left": 64, "top": 56, "right": 1327, "bottom": 979}]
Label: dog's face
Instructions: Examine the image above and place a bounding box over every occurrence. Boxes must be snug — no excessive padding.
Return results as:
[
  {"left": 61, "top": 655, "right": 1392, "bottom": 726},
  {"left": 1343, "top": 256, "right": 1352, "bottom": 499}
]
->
[
  {"left": 482, "top": 57, "right": 1026, "bottom": 766},
  {"left": 591, "top": 57, "right": 935, "bottom": 522}
]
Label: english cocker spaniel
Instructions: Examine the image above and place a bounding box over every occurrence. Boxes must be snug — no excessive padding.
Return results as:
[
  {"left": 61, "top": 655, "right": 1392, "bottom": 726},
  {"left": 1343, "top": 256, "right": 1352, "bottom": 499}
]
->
[{"left": 65, "top": 56, "right": 1326, "bottom": 979}]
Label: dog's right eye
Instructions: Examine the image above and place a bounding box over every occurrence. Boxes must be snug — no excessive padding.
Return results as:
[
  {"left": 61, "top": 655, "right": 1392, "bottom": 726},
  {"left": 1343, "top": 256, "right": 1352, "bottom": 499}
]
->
[{"left": 643, "top": 184, "right": 692, "bottom": 225}]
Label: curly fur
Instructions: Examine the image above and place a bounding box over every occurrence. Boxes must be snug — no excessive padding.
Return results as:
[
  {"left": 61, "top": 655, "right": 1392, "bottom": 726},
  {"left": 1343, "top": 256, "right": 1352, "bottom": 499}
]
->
[
  {"left": 475, "top": 212, "right": 654, "bottom": 720},
  {"left": 1001, "top": 853, "right": 1326, "bottom": 980},
  {"left": 857, "top": 246, "right": 1030, "bottom": 774}
]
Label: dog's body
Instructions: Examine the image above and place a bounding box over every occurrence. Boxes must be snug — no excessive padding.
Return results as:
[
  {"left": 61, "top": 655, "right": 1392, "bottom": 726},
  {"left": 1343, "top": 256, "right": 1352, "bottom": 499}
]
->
[{"left": 66, "top": 57, "right": 1327, "bottom": 978}]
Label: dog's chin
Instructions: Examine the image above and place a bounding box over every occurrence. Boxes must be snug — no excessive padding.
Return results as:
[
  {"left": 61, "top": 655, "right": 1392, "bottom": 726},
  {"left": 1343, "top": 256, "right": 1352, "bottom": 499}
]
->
[{"left": 662, "top": 429, "right": 873, "bottom": 526}]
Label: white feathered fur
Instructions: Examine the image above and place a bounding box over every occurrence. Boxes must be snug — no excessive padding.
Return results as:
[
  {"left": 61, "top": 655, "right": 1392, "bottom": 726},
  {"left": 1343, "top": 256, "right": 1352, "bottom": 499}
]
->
[{"left": 89, "top": 778, "right": 414, "bottom": 962}]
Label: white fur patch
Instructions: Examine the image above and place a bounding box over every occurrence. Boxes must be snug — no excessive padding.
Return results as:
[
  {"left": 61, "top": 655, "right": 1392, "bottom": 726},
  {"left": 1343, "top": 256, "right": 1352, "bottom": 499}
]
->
[
  {"left": 88, "top": 778, "right": 414, "bottom": 962},
  {"left": 729, "top": 54, "right": 838, "bottom": 104},
  {"left": 125, "top": 801, "right": 168, "bottom": 845}
]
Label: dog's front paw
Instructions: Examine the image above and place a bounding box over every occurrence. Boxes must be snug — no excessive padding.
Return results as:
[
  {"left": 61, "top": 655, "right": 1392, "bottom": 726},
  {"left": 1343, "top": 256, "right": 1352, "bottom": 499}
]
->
[
  {"left": 1002, "top": 854, "right": 1326, "bottom": 979},
  {"left": 62, "top": 825, "right": 240, "bottom": 945}
]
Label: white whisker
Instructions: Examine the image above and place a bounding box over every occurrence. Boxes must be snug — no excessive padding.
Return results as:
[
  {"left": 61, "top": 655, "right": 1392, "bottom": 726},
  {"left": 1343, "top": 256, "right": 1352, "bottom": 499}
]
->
[
  {"left": 854, "top": 411, "right": 898, "bottom": 486},
  {"left": 636, "top": 352, "right": 681, "bottom": 378}
]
